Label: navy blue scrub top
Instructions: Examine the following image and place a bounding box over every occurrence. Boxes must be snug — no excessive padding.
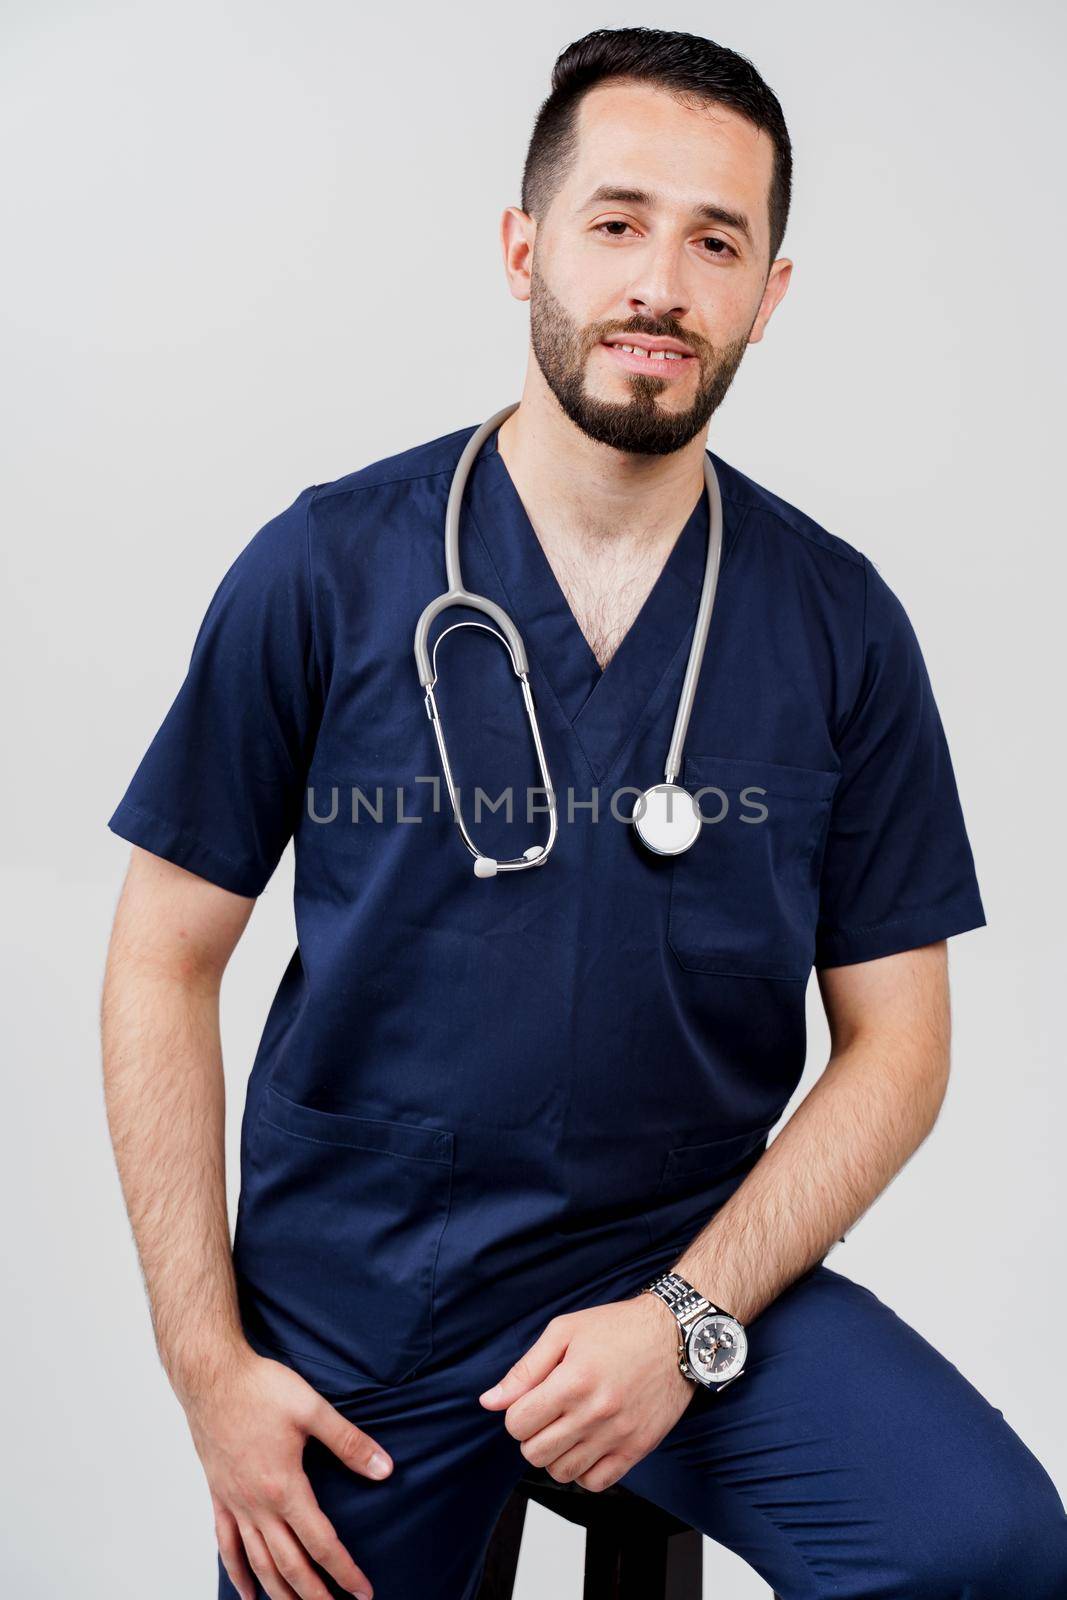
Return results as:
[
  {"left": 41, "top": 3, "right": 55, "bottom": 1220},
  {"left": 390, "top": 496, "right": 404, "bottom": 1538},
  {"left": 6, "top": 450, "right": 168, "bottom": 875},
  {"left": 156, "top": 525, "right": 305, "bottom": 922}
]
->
[{"left": 108, "top": 421, "right": 987, "bottom": 1390}]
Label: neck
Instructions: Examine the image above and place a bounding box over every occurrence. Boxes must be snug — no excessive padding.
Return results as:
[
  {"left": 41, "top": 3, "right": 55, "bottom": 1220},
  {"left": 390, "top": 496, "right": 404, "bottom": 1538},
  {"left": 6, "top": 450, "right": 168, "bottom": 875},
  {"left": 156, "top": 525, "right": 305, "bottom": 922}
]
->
[{"left": 495, "top": 358, "right": 709, "bottom": 553}]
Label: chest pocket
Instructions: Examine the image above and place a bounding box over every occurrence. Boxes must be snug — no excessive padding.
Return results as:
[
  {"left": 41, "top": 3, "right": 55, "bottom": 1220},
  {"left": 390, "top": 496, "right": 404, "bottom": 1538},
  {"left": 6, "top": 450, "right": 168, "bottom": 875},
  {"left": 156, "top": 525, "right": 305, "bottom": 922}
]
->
[
  {"left": 668, "top": 754, "right": 840, "bottom": 981},
  {"left": 233, "top": 1084, "right": 454, "bottom": 1391}
]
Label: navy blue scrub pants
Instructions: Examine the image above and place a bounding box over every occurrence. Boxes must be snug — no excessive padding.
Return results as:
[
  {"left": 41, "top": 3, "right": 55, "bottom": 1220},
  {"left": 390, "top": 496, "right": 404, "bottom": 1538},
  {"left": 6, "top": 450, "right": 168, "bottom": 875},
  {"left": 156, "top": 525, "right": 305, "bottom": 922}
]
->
[{"left": 219, "top": 1246, "right": 1067, "bottom": 1599}]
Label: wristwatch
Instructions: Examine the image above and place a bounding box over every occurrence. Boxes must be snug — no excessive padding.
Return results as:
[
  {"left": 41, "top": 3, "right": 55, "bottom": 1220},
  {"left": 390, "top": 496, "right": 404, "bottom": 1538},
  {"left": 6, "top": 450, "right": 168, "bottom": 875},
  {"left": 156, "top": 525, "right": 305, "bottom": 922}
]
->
[{"left": 643, "top": 1270, "right": 748, "bottom": 1391}]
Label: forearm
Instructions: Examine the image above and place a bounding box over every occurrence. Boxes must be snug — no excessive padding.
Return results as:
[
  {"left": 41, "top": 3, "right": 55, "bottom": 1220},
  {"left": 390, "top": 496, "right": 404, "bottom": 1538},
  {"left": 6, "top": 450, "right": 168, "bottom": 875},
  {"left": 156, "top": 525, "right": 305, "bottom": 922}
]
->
[
  {"left": 101, "top": 952, "right": 245, "bottom": 1403},
  {"left": 670, "top": 1019, "right": 950, "bottom": 1326}
]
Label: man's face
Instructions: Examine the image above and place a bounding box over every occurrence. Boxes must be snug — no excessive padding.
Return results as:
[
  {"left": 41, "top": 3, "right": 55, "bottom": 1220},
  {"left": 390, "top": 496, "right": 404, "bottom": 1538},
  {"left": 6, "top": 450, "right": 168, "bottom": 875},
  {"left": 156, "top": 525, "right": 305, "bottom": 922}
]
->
[{"left": 521, "top": 81, "right": 786, "bottom": 456}]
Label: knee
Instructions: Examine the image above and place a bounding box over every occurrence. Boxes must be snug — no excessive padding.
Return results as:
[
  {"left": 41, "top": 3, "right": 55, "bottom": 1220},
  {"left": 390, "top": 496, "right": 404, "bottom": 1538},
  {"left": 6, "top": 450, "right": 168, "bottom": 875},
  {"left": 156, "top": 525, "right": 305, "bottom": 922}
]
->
[{"left": 909, "top": 1477, "right": 1067, "bottom": 1599}]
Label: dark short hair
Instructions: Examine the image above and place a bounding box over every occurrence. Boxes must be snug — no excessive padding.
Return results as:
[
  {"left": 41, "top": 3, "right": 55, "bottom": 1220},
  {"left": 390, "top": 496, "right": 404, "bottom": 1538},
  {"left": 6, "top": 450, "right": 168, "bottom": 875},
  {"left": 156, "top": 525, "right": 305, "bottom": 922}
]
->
[{"left": 521, "top": 27, "right": 792, "bottom": 267}]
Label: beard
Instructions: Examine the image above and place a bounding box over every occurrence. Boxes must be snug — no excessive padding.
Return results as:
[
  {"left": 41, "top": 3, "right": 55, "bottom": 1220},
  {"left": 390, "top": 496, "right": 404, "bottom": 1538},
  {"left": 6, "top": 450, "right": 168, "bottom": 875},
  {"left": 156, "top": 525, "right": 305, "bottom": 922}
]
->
[{"left": 528, "top": 254, "right": 752, "bottom": 456}]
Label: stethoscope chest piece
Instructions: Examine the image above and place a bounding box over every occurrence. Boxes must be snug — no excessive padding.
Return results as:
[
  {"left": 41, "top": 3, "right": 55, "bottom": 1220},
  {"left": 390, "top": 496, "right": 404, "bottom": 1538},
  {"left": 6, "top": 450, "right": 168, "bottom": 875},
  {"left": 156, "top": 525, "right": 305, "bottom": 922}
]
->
[{"left": 632, "top": 783, "right": 702, "bottom": 857}]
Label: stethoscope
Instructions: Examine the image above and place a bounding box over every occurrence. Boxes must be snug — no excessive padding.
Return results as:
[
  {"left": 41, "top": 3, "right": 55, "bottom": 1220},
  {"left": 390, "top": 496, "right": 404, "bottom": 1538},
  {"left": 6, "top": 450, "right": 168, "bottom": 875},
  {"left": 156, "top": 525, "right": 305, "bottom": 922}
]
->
[{"left": 413, "top": 401, "right": 724, "bottom": 877}]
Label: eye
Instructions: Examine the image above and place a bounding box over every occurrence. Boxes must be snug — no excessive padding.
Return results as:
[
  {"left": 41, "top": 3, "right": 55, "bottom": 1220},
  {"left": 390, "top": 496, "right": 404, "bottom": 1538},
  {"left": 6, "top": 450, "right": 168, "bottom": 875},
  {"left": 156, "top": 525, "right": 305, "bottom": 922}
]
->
[{"left": 592, "top": 222, "right": 737, "bottom": 260}]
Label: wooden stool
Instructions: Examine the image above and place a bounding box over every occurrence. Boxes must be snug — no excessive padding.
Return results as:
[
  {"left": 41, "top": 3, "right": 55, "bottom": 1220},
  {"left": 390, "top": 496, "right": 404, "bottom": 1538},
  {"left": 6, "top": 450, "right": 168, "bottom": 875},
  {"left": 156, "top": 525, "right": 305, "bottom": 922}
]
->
[
  {"left": 475, "top": 1462, "right": 701, "bottom": 1598},
  {"left": 476, "top": 1464, "right": 782, "bottom": 1598}
]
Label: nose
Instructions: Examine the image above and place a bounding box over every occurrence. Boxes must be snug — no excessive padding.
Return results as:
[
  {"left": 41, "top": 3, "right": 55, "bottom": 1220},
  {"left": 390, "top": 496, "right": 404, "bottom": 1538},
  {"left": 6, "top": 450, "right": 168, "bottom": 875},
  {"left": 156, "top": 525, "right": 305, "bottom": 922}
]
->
[
  {"left": 628, "top": 290, "right": 688, "bottom": 323},
  {"left": 626, "top": 241, "right": 690, "bottom": 324}
]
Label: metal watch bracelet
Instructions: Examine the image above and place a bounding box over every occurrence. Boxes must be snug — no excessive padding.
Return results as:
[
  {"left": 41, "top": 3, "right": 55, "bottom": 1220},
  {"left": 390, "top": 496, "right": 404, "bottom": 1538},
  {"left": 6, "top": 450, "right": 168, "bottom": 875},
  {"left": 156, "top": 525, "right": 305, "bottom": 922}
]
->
[
  {"left": 643, "top": 1269, "right": 738, "bottom": 1384},
  {"left": 645, "top": 1269, "right": 716, "bottom": 1325}
]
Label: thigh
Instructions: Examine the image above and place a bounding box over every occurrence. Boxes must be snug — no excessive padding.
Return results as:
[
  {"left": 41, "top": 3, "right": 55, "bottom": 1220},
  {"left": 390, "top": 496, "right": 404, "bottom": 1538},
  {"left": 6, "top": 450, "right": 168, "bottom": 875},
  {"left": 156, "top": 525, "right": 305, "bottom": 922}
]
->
[
  {"left": 620, "top": 1264, "right": 1067, "bottom": 1600},
  {"left": 217, "top": 1333, "right": 529, "bottom": 1600}
]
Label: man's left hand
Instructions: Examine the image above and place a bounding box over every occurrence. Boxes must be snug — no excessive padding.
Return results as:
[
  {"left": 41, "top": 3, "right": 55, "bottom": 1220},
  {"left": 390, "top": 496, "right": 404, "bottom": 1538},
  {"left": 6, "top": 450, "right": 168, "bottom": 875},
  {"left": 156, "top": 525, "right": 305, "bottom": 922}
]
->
[{"left": 477, "top": 1293, "right": 695, "bottom": 1492}]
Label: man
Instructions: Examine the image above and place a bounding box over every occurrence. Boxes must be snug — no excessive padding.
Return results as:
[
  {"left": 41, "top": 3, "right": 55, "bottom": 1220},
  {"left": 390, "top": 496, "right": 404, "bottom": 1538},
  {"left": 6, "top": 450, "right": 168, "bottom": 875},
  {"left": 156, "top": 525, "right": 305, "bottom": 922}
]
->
[{"left": 102, "top": 26, "right": 1067, "bottom": 1600}]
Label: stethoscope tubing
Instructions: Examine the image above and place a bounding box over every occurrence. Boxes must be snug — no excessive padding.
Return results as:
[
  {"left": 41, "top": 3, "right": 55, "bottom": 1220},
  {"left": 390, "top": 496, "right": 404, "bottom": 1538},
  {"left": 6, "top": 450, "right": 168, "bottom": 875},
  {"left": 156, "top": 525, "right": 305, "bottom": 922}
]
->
[
  {"left": 412, "top": 402, "right": 724, "bottom": 870},
  {"left": 413, "top": 403, "right": 530, "bottom": 689},
  {"left": 664, "top": 449, "right": 723, "bottom": 784}
]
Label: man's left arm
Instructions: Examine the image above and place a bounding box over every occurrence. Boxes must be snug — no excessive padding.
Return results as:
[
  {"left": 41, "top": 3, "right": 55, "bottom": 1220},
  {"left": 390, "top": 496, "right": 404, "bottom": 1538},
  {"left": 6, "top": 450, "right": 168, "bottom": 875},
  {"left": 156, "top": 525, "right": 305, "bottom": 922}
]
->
[
  {"left": 479, "top": 940, "right": 951, "bottom": 1489},
  {"left": 665, "top": 938, "right": 950, "bottom": 1325}
]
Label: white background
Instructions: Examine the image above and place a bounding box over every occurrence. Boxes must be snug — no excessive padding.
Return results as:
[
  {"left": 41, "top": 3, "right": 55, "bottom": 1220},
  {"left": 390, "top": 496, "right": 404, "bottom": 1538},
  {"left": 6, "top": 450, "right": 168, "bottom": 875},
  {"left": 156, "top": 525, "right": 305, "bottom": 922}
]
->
[{"left": 2, "top": 1, "right": 1064, "bottom": 1594}]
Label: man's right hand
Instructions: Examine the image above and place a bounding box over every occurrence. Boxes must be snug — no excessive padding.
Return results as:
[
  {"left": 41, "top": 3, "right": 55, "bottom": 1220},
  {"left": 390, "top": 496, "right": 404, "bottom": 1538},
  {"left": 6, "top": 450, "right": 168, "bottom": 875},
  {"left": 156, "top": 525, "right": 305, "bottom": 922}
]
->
[{"left": 181, "top": 1341, "right": 392, "bottom": 1600}]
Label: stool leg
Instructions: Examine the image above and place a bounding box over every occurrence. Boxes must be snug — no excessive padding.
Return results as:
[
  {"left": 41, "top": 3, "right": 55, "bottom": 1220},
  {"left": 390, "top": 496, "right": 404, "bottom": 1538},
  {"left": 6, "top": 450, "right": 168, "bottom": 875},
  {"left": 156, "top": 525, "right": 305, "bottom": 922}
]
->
[
  {"left": 583, "top": 1520, "right": 703, "bottom": 1598},
  {"left": 664, "top": 1527, "right": 703, "bottom": 1598},
  {"left": 474, "top": 1491, "right": 528, "bottom": 1599}
]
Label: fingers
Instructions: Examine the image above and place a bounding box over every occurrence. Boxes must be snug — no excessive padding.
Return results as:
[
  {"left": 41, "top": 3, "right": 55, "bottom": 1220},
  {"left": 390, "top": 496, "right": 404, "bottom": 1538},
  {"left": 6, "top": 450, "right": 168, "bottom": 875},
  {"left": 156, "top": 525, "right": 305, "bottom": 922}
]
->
[
  {"left": 506, "top": 1366, "right": 641, "bottom": 1495},
  {"left": 215, "top": 1500, "right": 258, "bottom": 1600},
  {"left": 504, "top": 1344, "right": 614, "bottom": 1444},
  {"left": 286, "top": 1476, "right": 375, "bottom": 1598},
  {"left": 213, "top": 1445, "right": 377, "bottom": 1599},
  {"left": 238, "top": 1518, "right": 299, "bottom": 1600},
  {"left": 203, "top": 1365, "right": 385, "bottom": 1600},
  {"left": 570, "top": 1451, "right": 633, "bottom": 1494},
  {"left": 511, "top": 1364, "right": 623, "bottom": 1465},
  {"left": 227, "top": 1504, "right": 374, "bottom": 1600},
  {"left": 514, "top": 1404, "right": 585, "bottom": 1466},
  {"left": 258, "top": 1515, "right": 347, "bottom": 1600},
  {"left": 478, "top": 1313, "right": 572, "bottom": 1408},
  {"left": 503, "top": 1362, "right": 575, "bottom": 1443},
  {"left": 305, "top": 1396, "right": 393, "bottom": 1483}
]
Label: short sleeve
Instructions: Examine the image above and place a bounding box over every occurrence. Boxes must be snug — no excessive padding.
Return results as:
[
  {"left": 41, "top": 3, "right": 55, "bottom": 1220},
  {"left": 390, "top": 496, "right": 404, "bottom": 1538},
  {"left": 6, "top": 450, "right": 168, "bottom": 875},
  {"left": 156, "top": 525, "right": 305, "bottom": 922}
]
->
[
  {"left": 814, "top": 556, "right": 986, "bottom": 968},
  {"left": 107, "top": 485, "right": 321, "bottom": 897}
]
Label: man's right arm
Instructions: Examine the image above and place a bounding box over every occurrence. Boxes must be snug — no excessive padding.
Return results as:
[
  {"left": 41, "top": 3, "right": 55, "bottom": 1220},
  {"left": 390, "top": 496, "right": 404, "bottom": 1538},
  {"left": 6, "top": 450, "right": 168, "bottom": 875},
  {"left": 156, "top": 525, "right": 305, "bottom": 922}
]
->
[
  {"left": 100, "top": 844, "right": 390, "bottom": 1600},
  {"left": 101, "top": 844, "right": 254, "bottom": 1399}
]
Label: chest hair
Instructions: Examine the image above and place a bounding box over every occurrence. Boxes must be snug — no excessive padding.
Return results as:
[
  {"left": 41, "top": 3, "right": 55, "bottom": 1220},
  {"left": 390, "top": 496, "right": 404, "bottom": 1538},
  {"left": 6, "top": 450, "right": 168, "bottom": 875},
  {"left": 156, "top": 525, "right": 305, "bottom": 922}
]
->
[{"left": 539, "top": 533, "right": 676, "bottom": 671}]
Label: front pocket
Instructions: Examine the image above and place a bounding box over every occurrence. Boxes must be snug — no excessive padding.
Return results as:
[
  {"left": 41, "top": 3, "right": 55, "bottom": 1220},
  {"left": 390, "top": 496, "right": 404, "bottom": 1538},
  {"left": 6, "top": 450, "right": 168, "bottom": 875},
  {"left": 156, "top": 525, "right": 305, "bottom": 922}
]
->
[
  {"left": 233, "top": 1084, "right": 454, "bottom": 1389},
  {"left": 642, "top": 1125, "right": 772, "bottom": 1249},
  {"left": 668, "top": 754, "right": 840, "bottom": 980},
  {"left": 657, "top": 1126, "right": 772, "bottom": 1190}
]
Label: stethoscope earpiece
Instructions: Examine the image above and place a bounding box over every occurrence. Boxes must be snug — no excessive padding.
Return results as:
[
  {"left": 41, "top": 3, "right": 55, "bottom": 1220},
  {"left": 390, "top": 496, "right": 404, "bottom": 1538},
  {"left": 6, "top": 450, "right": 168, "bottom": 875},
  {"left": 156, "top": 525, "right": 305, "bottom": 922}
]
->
[{"left": 472, "top": 843, "right": 546, "bottom": 879}]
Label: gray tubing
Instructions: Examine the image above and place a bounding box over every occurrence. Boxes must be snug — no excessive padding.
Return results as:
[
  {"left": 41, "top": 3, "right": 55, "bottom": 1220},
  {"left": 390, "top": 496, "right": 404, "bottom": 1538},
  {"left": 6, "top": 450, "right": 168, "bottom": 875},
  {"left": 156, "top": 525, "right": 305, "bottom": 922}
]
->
[
  {"left": 413, "top": 403, "right": 524, "bottom": 687},
  {"left": 413, "top": 399, "right": 724, "bottom": 786},
  {"left": 663, "top": 450, "right": 723, "bottom": 785}
]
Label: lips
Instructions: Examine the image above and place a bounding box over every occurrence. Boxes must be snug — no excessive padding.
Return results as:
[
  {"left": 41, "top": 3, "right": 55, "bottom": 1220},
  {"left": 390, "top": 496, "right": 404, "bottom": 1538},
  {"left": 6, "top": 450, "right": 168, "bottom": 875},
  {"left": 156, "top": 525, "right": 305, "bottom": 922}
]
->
[
  {"left": 601, "top": 335, "right": 695, "bottom": 357},
  {"left": 599, "top": 340, "right": 696, "bottom": 380}
]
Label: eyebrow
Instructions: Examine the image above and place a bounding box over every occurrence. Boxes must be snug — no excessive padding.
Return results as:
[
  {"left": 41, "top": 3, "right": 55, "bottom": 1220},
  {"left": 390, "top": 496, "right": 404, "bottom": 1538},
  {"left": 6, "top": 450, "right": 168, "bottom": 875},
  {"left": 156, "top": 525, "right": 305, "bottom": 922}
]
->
[{"left": 577, "top": 185, "right": 754, "bottom": 247}]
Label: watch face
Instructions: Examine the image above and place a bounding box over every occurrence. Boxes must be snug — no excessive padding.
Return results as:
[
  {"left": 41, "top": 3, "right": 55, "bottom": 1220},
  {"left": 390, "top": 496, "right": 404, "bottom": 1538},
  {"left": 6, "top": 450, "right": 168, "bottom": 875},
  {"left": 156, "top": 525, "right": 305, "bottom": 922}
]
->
[{"left": 687, "top": 1314, "right": 747, "bottom": 1385}]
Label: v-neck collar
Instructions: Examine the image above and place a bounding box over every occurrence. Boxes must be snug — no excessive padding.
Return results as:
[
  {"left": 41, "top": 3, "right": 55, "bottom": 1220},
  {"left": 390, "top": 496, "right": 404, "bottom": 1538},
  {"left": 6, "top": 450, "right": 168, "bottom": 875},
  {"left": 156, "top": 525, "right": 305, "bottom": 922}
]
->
[{"left": 465, "top": 424, "right": 738, "bottom": 785}]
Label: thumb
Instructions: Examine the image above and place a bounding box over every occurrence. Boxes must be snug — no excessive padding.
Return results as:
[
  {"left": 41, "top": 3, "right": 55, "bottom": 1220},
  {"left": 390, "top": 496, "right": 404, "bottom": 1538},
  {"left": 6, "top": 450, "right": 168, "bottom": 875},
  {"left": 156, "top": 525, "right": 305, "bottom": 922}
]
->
[
  {"left": 479, "top": 1315, "right": 572, "bottom": 1408},
  {"left": 305, "top": 1395, "right": 394, "bottom": 1481}
]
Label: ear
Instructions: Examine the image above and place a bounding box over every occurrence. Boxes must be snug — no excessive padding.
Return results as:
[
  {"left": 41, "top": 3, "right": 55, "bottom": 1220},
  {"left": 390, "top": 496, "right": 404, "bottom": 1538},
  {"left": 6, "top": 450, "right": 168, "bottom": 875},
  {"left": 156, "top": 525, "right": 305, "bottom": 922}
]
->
[
  {"left": 501, "top": 205, "right": 537, "bottom": 303},
  {"left": 747, "top": 256, "right": 793, "bottom": 345}
]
